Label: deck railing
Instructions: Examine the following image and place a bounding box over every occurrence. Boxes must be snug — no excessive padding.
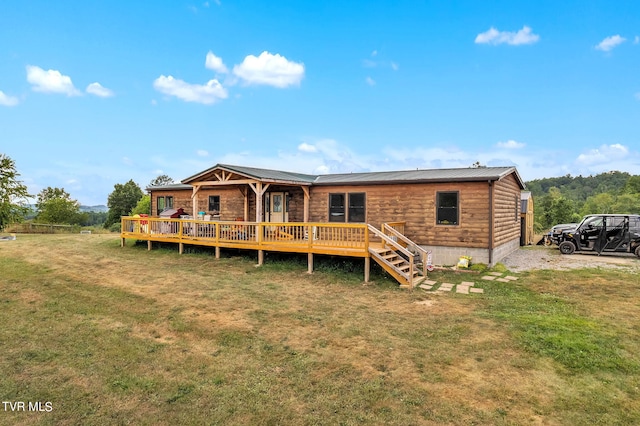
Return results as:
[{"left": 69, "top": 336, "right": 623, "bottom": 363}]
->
[{"left": 121, "top": 216, "right": 370, "bottom": 256}]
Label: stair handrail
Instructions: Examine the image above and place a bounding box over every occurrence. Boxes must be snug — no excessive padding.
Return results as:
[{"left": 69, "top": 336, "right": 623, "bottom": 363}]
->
[
  {"left": 382, "top": 223, "right": 429, "bottom": 278},
  {"left": 367, "top": 225, "right": 415, "bottom": 284}
]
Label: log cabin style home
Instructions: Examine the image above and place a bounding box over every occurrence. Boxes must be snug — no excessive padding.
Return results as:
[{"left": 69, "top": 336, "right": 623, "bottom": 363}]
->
[{"left": 122, "top": 163, "right": 526, "bottom": 288}]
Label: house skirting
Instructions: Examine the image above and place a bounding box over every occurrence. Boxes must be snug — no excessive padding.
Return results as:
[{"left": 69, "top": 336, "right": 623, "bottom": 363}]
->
[{"left": 420, "top": 238, "right": 520, "bottom": 267}]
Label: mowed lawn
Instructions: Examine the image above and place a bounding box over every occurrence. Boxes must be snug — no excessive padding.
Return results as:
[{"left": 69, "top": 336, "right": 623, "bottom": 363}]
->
[{"left": 1, "top": 234, "right": 640, "bottom": 425}]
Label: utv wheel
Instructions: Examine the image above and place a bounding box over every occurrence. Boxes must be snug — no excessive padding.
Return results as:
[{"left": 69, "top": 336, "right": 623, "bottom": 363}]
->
[
  {"left": 635, "top": 246, "right": 640, "bottom": 259},
  {"left": 559, "top": 241, "right": 576, "bottom": 255}
]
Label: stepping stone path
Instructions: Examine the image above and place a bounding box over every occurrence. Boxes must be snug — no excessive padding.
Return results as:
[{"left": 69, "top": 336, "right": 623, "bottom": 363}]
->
[{"left": 418, "top": 273, "right": 518, "bottom": 295}]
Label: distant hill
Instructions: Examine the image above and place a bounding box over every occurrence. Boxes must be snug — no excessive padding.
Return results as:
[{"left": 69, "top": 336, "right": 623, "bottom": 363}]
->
[
  {"left": 525, "top": 171, "right": 633, "bottom": 203},
  {"left": 80, "top": 205, "right": 108, "bottom": 213},
  {"left": 25, "top": 204, "right": 107, "bottom": 213}
]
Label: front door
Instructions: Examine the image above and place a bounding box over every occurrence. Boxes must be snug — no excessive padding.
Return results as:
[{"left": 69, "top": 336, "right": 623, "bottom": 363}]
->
[{"left": 269, "top": 192, "right": 286, "bottom": 223}]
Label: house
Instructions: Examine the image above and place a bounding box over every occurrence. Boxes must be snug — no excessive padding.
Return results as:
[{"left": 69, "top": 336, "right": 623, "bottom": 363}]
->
[
  {"left": 146, "top": 163, "right": 526, "bottom": 267},
  {"left": 520, "top": 191, "right": 535, "bottom": 246}
]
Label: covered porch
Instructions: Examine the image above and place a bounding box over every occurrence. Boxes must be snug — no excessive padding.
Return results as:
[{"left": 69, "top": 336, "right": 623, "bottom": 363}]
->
[{"left": 183, "top": 164, "right": 314, "bottom": 223}]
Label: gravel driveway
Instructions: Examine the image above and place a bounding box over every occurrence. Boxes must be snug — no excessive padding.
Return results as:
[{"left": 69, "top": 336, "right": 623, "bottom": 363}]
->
[{"left": 501, "top": 246, "right": 640, "bottom": 272}]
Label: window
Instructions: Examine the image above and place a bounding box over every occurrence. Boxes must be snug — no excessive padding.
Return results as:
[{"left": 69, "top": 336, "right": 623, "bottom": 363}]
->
[
  {"left": 329, "top": 193, "right": 366, "bottom": 223},
  {"left": 436, "top": 192, "right": 458, "bottom": 225},
  {"left": 208, "top": 195, "right": 220, "bottom": 213},
  {"left": 156, "top": 196, "right": 173, "bottom": 215},
  {"left": 348, "top": 193, "right": 366, "bottom": 222},
  {"left": 329, "top": 193, "right": 345, "bottom": 222}
]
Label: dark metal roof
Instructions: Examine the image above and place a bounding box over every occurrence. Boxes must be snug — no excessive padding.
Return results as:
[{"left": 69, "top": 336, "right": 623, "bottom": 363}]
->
[
  {"left": 182, "top": 163, "right": 317, "bottom": 185},
  {"left": 176, "top": 164, "right": 525, "bottom": 189},
  {"left": 147, "top": 183, "right": 192, "bottom": 191},
  {"left": 313, "top": 166, "right": 525, "bottom": 189}
]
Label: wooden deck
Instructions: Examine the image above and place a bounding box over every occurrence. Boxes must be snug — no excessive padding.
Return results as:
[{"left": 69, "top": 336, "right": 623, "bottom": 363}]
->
[{"left": 121, "top": 217, "right": 428, "bottom": 287}]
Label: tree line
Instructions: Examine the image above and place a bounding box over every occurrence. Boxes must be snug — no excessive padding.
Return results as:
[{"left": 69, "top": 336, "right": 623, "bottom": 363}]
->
[
  {"left": 0, "top": 153, "right": 172, "bottom": 231},
  {"left": 527, "top": 171, "right": 640, "bottom": 232}
]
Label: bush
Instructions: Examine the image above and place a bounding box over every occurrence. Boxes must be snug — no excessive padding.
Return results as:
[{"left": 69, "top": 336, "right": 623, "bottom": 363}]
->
[
  {"left": 469, "top": 263, "right": 488, "bottom": 273},
  {"left": 108, "top": 223, "right": 121, "bottom": 233}
]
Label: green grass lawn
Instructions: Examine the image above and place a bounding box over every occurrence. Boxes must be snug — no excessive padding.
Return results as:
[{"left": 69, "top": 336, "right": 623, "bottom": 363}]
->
[{"left": 1, "top": 234, "right": 639, "bottom": 425}]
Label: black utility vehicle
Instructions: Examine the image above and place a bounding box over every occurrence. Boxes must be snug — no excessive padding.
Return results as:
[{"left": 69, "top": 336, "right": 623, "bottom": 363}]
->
[{"left": 557, "top": 214, "right": 640, "bottom": 257}]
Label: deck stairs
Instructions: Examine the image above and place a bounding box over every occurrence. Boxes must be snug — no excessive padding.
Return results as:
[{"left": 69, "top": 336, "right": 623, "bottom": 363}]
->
[{"left": 367, "top": 224, "right": 430, "bottom": 289}]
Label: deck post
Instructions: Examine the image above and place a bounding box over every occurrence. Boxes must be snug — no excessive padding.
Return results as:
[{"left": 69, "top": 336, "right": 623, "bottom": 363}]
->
[
  {"left": 215, "top": 246, "right": 220, "bottom": 259},
  {"left": 121, "top": 237, "right": 125, "bottom": 247},
  {"left": 364, "top": 256, "right": 370, "bottom": 282},
  {"left": 257, "top": 250, "right": 264, "bottom": 266},
  {"left": 179, "top": 242, "right": 183, "bottom": 254},
  {"left": 255, "top": 182, "right": 263, "bottom": 222},
  {"left": 147, "top": 240, "right": 152, "bottom": 251},
  {"left": 308, "top": 253, "right": 313, "bottom": 274},
  {"left": 302, "top": 187, "right": 310, "bottom": 222}
]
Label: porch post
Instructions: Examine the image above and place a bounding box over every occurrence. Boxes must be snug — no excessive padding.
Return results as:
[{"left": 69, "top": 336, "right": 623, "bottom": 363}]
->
[
  {"left": 308, "top": 253, "right": 313, "bottom": 274},
  {"left": 191, "top": 185, "right": 201, "bottom": 218},
  {"left": 243, "top": 189, "right": 249, "bottom": 221},
  {"left": 255, "top": 182, "right": 263, "bottom": 223},
  {"left": 302, "top": 186, "right": 310, "bottom": 222}
]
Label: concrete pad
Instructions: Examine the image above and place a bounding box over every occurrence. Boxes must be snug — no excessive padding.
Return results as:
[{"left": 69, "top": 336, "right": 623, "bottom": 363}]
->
[
  {"left": 423, "top": 280, "right": 437, "bottom": 285},
  {"left": 461, "top": 281, "right": 475, "bottom": 286},
  {"left": 436, "top": 285, "right": 453, "bottom": 292},
  {"left": 456, "top": 285, "right": 470, "bottom": 294},
  {"left": 439, "top": 282, "right": 454, "bottom": 288},
  {"left": 505, "top": 276, "right": 518, "bottom": 281},
  {"left": 419, "top": 284, "right": 433, "bottom": 290},
  {"left": 470, "top": 288, "right": 484, "bottom": 294},
  {"left": 489, "top": 272, "right": 504, "bottom": 276},
  {"left": 496, "top": 278, "right": 510, "bottom": 283},
  {"left": 481, "top": 276, "right": 496, "bottom": 281}
]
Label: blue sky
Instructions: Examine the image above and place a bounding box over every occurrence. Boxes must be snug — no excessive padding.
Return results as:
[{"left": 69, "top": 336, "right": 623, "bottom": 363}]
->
[{"left": 1, "top": 1, "right": 639, "bottom": 205}]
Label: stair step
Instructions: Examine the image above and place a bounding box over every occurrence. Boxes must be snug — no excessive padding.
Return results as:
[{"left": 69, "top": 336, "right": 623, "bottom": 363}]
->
[{"left": 412, "top": 276, "right": 427, "bottom": 287}]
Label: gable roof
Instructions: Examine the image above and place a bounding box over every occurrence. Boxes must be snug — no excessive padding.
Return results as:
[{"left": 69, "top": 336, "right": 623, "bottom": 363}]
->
[
  {"left": 182, "top": 163, "right": 317, "bottom": 185},
  {"left": 177, "top": 163, "right": 525, "bottom": 189}
]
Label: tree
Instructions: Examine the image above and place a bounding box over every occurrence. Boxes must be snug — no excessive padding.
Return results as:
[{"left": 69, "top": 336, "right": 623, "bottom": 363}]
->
[
  {"left": 36, "top": 187, "right": 85, "bottom": 224},
  {"left": 534, "top": 187, "right": 578, "bottom": 230},
  {"left": 149, "top": 174, "right": 174, "bottom": 186},
  {"left": 130, "top": 194, "right": 150, "bottom": 216},
  {"left": 105, "top": 180, "right": 143, "bottom": 227},
  {"left": 0, "top": 153, "right": 31, "bottom": 230},
  {"left": 625, "top": 176, "right": 640, "bottom": 194}
]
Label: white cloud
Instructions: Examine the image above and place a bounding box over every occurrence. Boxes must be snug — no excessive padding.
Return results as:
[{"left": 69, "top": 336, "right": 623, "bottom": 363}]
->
[
  {"left": 576, "top": 144, "right": 629, "bottom": 166},
  {"left": 365, "top": 76, "right": 376, "bottom": 86},
  {"left": 153, "top": 75, "right": 228, "bottom": 104},
  {"left": 0, "top": 90, "right": 19, "bottom": 106},
  {"left": 595, "top": 35, "right": 626, "bottom": 52},
  {"left": 86, "top": 82, "right": 114, "bottom": 97},
  {"left": 26, "top": 65, "right": 82, "bottom": 96},
  {"left": 362, "top": 59, "right": 377, "bottom": 68},
  {"left": 197, "top": 149, "right": 209, "bottom": 157},
  {"left": 371, "top": 50, "right": 378, "bottom": 57},
  {"left": 635, "top": 92, "right": 640, "bottom": 100},
  {"left": 298, "top": 143, "right": 317, "bottom": 153},
  {"left": 475, "top": 26, "right": 540, "bottom": 46},
  {"left": 205, "top": 51, "right": 228, "bottom": 74},
  {"left": 391, "top": 62, "right": 399, "bottom": 71},
  {"left": 496, "top": 139, "right": 526, "bottom": 149},
  {"left": 232, "top": 51, "right": 304, "bottom": 88}
]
